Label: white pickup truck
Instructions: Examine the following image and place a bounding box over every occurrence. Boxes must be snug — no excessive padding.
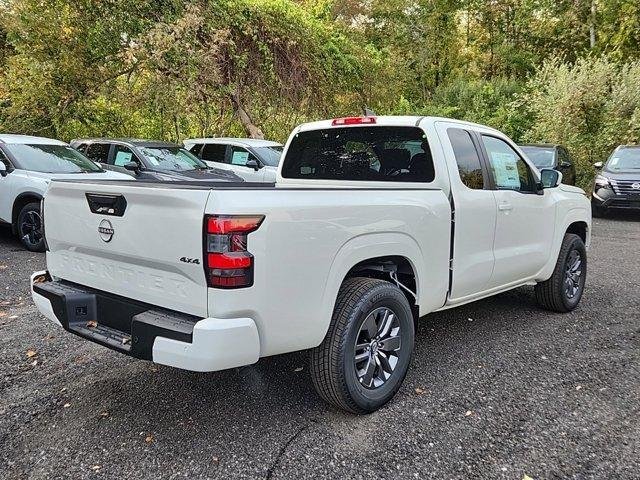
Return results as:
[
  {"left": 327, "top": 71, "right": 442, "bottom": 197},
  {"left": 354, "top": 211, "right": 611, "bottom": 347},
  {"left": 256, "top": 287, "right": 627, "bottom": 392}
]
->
[{"left": 31, "top": 116, "right": 591, "bottom": 413}]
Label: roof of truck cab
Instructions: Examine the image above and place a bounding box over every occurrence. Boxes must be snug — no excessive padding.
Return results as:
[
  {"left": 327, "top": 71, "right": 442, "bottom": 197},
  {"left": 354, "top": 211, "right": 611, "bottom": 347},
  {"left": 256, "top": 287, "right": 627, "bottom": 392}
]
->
[
  {"left": 0, "top": 134, "right": 67, "bottom": 145},
  {"left": 72, "top": 138, "right": 179, "bottom": 148},
  {"left": 294, "top": 116, "right": 503, "bottom": 134}
]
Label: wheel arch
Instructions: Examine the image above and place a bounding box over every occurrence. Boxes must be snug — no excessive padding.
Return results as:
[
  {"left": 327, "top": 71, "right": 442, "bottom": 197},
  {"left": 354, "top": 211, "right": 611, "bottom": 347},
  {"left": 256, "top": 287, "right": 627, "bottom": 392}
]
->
[
  {"left": 12, "top": 192, "right": 43, "bottom": 233},
  {"left": 536, "top": 207, "right": 591, "bottom": 282},
  {"left": 565, "top": 220, "right": 588, "bottom": 244},
  {"left": 316, "top": 232, "right": 443, "bottom": 346},
  {"left": 344, "top": 255, "right": 419, "bottom": 321}
]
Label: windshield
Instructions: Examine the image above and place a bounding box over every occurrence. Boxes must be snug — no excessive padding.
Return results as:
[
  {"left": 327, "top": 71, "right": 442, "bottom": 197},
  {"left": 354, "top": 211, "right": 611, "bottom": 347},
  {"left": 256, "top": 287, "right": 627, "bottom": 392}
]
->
[
  {"left": 5, "top": 144, "right": 103, "bottom": 173},
  {"left": 605, "top": 148, "right": 640, "bottom": 173},
  {"left": 520, "top": 146, "right": 556, "bottom": 168},
  {"left": 139, "top": 146, "right": 208, "bottom": 171},
  {"left": 253, "top": 146, "right": 283, "bottom": 167}
]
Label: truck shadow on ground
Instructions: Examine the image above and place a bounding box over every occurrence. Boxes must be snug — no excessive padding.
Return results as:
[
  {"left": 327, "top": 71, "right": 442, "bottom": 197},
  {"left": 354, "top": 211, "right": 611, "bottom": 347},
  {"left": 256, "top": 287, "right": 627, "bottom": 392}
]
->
[
  {"left": 0, "top": 224, "right": 22, "bottom": 249},
  {"left": 67, "top": 285, "right": 545, "bottom": 436}
]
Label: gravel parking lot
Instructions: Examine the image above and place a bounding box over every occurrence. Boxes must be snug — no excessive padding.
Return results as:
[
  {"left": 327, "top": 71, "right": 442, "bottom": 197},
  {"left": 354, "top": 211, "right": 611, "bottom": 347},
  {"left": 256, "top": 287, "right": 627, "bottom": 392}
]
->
[{"left": 1, "top": 214, "right": 639, "bottom": 480}]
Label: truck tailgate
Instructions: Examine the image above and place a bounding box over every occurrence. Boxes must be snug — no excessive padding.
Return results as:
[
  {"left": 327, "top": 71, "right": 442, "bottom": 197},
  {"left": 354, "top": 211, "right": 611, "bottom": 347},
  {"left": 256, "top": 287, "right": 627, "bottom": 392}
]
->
[{"left": 43, "top": 181, "right": 211, "bottom": 317}]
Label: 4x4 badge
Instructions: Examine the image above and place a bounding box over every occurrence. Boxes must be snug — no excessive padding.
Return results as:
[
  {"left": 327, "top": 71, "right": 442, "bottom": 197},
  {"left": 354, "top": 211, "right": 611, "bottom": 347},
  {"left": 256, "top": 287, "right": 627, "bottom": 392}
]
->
[{"left": 180, "top": 257, "right": 200, "bottom": 265}]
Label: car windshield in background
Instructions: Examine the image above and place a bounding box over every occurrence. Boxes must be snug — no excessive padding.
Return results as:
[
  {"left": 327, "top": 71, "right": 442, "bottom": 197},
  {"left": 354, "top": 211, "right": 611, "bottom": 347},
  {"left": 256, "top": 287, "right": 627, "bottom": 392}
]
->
[
  {"left": 139, "top": 146, "right": 208, "bottom": 171},
  {"left": 281, "top": 126, "right": 435, "bottom": 183},
  {"left": 520, "top": 146, "right": 556, "bottom": 168},
  {"left": 5, "top": 144, "right": 102, "bottom": 173},
  {"left": 253, "top": 146, "right": 283, "bottom": 166},
  {"left": 605, "top": 148, "right": 640, "bottom": 173}
]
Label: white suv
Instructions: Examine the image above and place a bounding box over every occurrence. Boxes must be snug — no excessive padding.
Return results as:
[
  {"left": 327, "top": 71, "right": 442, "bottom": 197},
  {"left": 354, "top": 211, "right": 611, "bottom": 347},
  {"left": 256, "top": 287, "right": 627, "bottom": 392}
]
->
[
  {"left": 0, "top": 134, "right": 131, "bottom": 251},
  {"left": 184, "top": 138, "right": 282, "bottom": 182}
]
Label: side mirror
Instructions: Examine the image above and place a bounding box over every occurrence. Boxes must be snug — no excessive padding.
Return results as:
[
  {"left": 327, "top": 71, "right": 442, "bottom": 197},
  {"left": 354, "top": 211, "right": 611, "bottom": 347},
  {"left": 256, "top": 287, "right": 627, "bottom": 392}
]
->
[
  {"left": 245, "top": 158, "right": 262, "bottom": 171},
  {"left": 540, "top": 168, "right": 562, "bottom": 189},
  {"left": 124, "top": 161, "right": 140, "bottom": 174},
  {"left": 0, "top": 163, "right": 7, "bottom": 177},
  {"left": 593, "top": 161, "right": 603, "bottom": 169}
]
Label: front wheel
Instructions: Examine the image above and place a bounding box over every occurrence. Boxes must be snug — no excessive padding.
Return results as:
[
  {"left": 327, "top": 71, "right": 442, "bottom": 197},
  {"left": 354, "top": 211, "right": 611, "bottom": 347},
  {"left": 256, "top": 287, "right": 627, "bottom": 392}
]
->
[
  {"left": 535, "top": 233, "right": 587, "bottom": 312},
  {"left": 310, "top": 277, "right": 415, "bottom": 414},
  {"left": 17, "top": 202, "right": 45, "bottom": 252}
]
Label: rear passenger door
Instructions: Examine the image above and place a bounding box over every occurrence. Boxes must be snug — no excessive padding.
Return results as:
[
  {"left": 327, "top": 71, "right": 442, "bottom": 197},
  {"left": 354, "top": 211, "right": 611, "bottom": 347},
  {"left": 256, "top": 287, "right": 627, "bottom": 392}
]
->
[
  {"left": 436, "top": 122, "right": 497, "bottom": 300},
  {"left": 478, "top": 134, "right": 556, "bottom": 288}
]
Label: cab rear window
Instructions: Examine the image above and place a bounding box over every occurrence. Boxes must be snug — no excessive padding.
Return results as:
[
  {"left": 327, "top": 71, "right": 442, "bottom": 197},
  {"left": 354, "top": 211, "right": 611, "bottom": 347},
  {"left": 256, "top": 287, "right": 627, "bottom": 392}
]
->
[{"left": 281, "top": 126, "right": 435, "bottom": 182}]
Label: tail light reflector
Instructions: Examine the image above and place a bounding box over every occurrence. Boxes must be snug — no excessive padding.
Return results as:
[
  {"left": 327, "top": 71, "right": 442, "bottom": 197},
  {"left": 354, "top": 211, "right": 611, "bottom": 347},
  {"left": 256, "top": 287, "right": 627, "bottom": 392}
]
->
[{"left": 204, "top": 215, "right": 264, "bottom": 288}]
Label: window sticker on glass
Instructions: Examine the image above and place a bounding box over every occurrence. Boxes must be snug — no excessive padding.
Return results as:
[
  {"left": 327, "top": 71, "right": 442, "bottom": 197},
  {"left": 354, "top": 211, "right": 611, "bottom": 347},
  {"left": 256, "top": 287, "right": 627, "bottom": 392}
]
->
[
  {"left": 491, "top": 152, "right": 521, "bottom": 189},
  {"left": 231, "top": 150, "right": 250, "bottom": 165},
  {"left": 146, "top": 154, "right": 160, "bottom": 166},
  {"left": 114, "top": 151, "right": 133, "bottom": 166},
  {"left": 610, "top": 157, "right": 619, "bottom": 166}
]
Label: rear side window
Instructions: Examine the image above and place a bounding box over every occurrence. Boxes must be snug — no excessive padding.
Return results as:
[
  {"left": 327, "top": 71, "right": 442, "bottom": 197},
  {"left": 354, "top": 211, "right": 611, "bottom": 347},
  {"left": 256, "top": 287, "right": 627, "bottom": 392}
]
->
[
  {"left": 281, "top": 126, "right": 435, "bottom": 182},
  {"left": 447, "top": 128, "right": 485, "bottom": 190},
  {"left": 201, "top": 144, "right": 228, "bottom": 164},
  {"left": 85, "top": 143, "right": 111, "bottom": 163}
]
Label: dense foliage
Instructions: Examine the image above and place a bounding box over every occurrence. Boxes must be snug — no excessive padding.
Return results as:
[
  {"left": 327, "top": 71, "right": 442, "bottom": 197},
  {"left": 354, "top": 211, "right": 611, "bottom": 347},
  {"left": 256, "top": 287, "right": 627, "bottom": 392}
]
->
[{"left": 1, "top": 0, "right": 639, "bottom": 188}]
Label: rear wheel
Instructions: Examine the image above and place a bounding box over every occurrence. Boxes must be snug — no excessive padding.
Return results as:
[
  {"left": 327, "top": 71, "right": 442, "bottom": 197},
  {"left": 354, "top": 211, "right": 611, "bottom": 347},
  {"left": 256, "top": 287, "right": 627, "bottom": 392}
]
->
[
  {"left": 17, "top": 202, "right": 45, "bottom": 252},
  {"left": 310, "top": 277, "right": 415, "bottom": 414},
  {"left": 535, "top": 233, "right": 587, "bottom": 312}
]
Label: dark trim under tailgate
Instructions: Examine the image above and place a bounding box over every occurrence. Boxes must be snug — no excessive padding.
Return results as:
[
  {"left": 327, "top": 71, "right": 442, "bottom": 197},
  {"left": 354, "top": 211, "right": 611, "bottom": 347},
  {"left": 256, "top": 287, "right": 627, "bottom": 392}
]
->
[{"left": 34, "top": 278, "right": 200, "bottom": 360}]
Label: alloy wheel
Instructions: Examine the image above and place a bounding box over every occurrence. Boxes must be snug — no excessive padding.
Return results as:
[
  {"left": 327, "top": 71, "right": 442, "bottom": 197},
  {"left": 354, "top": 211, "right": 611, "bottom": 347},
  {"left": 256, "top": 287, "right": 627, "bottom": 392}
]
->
[
  {"left": 564, "top": 249, "right": 583, "bottom": 299},
  {"left": 354, "top": 307, "right": 402, "bottom": 389},
  {"left": 20, "top": 210, "right": 43, "bottom": 248}
]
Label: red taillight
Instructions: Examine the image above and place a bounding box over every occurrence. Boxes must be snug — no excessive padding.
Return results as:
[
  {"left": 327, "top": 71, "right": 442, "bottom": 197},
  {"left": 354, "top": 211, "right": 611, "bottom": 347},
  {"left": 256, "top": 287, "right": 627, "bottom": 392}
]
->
[
  {"left": 331, "top": 116, "right": 377, "bottom": 126},
  {"left": 207, "top": 216, "right": 264, "bottom": 234},
  {"left": 204, "top": 215, "right": 264, "bottom": 289}
]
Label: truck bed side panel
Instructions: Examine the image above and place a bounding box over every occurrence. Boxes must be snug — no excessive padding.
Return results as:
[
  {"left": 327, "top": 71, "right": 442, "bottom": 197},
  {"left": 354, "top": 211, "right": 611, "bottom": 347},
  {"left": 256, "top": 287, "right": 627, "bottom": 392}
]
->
[{"left": 206, "top": 188, "right": 451, "bottom": 357}]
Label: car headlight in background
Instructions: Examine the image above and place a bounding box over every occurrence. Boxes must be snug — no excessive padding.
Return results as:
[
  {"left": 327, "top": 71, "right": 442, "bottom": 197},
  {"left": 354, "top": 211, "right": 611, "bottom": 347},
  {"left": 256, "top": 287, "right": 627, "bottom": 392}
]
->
[{"left": 594, "top": 174, "right": 612, "bottom": 189}]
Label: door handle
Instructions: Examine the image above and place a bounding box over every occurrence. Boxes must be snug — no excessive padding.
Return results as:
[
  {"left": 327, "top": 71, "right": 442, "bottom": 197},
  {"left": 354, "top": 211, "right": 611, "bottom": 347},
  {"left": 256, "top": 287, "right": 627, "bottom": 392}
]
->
[{"left": 498, "top": 203, "right": 513, "bottom": 211}]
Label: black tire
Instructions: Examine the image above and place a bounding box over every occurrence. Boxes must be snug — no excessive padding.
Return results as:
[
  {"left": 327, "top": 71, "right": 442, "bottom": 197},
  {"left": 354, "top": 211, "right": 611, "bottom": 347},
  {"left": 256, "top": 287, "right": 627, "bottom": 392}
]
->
[
  {"left": 535, "top": 233, "right": 587, "bottom": 313},
  {"left": 17, "top": 202, "right": 45, "bottom": 252},
  {"left": 310, "top": 277, "right": 415, "bottom": 414},
  {"left": 591, "top": 199, "right": 606, "bottom": 218}
]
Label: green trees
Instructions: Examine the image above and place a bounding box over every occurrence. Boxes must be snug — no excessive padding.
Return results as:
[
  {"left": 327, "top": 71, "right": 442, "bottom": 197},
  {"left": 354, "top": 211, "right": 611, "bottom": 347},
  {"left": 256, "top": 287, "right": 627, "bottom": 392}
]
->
[
  {"left": 518, "top": 58, "right": 640, "bottom": 188},
  {"left": 0, "top": 0, "right": 639, "bottom": 187}
]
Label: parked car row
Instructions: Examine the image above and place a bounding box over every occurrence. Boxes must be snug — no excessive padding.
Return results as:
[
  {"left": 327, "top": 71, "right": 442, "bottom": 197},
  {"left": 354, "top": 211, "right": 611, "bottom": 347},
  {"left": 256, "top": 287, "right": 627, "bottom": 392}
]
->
[
  {"left": 0, "top": 134, "right": 285, "bottom": 250},
  {"left": 519, "top": 142, "right": 640, "bottom": 217},
  {"left": 591, "top": 145, "right": 640, "bottom": 216},
  {"left": 2, "top": 129, "right": 637, "bottom": 252}
]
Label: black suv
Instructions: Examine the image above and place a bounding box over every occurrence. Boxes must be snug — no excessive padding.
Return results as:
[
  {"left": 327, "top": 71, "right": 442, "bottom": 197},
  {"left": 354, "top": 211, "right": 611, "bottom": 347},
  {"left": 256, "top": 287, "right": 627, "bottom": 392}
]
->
[
  {"left": 591, "top": 145, "right": 640, "bottom": 216},
  {"left": 71, "top": 138, "right": 243, "bottom": 182},
  {"left": 519, "top": 144, "right": 577, "bottom": 186}
]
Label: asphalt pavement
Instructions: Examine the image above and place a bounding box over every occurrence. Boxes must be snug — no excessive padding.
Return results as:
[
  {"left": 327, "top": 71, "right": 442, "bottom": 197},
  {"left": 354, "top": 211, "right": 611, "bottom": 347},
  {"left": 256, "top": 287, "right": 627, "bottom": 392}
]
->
[{"left": 0, "top": 213, "right": 639, "bottom": 479}]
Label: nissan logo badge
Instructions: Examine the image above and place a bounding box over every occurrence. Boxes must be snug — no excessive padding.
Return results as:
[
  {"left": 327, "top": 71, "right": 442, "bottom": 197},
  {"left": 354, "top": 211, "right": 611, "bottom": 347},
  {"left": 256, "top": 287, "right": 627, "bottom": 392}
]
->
[{"left": 98, "top": 219, "right": 115, "bottom": 243}]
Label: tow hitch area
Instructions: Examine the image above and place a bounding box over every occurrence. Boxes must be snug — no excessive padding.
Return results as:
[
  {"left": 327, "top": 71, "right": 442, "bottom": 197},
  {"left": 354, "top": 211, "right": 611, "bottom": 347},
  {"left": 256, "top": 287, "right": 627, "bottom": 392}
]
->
[{"left": 32, "top": 278, "right": 199, "bottom": 360}]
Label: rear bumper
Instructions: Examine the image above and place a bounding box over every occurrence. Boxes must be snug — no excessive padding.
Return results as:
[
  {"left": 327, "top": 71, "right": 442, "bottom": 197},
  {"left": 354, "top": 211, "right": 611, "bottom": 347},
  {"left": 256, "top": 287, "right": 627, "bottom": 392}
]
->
[{"left": 30, "top": 271, "right": 260, "bottom": 372}]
